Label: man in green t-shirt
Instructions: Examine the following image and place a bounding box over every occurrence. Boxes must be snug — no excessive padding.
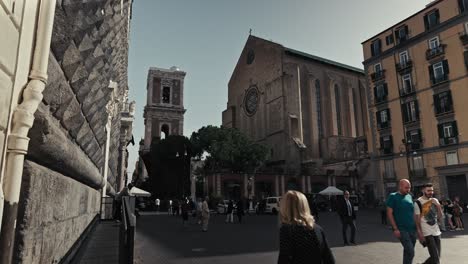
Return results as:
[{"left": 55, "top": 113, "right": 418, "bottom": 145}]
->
[{"left": 386, "top": 179, "right": 416, "bottom": 264}]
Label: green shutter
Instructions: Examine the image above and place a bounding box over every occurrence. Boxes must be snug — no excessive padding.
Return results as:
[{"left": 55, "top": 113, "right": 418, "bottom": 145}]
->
[
  {"left": 428, "top": 65, "right": 435, "bottom": 84},
  {"left": 443, "top": 60, "right": 450, "bottom": 74}
]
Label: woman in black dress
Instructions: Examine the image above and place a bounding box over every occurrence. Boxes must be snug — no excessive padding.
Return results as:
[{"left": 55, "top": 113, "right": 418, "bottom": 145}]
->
[{"left": 278, "top": 190, "right": 335, "bottom": 264}]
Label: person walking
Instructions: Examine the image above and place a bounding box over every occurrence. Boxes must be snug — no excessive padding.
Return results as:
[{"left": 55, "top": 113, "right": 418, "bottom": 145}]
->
[
  {"left": 277, "top": 190, "right": 335, "bottom": 264},
  {"left": 386, "top": 179, "right": 417, "bottom": 264},
  {"left": 181, "top": 198, "right": 190, "bottom": 227},
  {"left": 201, "top": 196, "right": 210, "bottom": 232},
  {"left": 155, "top": 198, "right": 160, "bottom": 212},
  {"left": 226, "top": 200, "right": 234, "bottom": 223},
  {"left": 196, "top": 198, "right": 203, "bottom": 225},
  {"left": 443, "top": 200, "right": 456, "bottom": 231},
  {"left": 168, "top": 199, "right": 173, "bottom": 215},
  {"left": 337, "top": 190, "right": 357, "bottom": 246},
  {"left": 379, "top": 199, "right": 388, "bottom": 226},
  {"left": 236, "top": 199, "right": 244, "bottom": 223},
  {"left": 414, "top": 183, "right": 443, "bottom": 264},
  {"left": 453, "top": 200, "right": 464, "bottom": 230}
]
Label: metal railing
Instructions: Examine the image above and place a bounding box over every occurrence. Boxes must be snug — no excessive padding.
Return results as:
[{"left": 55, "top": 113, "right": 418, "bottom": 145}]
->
[{"left": 120, "top": 196, "right": 136, "bottom": 264}]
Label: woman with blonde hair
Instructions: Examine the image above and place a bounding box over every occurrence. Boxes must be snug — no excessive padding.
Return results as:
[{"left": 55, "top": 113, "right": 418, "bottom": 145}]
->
[{"left": 278, "top": 190, "right": 335, "bottom": 264}]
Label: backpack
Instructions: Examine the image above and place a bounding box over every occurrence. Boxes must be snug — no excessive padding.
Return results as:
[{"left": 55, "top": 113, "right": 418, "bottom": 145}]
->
[{"left": 415, "top": 199, "right": 436, "bottom": 226}]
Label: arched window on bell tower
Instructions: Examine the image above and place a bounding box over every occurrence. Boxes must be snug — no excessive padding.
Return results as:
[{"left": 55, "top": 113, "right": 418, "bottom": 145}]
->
[
  {"left": 162, "top": 86, "right": 171, "bottom": 104},
  {"left": 161, "top": 124, "right": 169, "bottom": 139}
]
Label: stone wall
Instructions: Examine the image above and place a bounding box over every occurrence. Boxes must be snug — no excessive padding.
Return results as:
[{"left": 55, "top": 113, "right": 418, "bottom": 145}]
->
[{"left": 13, "top": 0, "right": 132, "bottom": 262}]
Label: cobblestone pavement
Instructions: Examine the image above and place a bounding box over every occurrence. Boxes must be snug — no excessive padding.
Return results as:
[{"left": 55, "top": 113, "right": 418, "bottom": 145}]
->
[{"left": 135, "top": 210, "right": 468, "bottom": 264}]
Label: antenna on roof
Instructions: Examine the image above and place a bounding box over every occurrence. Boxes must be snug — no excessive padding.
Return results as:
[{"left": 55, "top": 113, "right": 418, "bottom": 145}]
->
[{"left": 249, "top": 28, "right": 252, "bottom": 36}]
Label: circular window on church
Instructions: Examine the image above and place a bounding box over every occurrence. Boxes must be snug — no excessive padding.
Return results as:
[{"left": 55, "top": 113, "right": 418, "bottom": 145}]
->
[
  {"left": 246, "top": 49, "right": 255, "bottom": 65},
  {"left": 244, "top": 86, "right": 259, "bottom": 116}
]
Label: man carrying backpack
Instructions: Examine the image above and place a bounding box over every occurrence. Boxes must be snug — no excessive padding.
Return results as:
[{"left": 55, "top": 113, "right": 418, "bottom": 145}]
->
[{"left": 414, "top": 183, "right": 443, "bottom": 264}]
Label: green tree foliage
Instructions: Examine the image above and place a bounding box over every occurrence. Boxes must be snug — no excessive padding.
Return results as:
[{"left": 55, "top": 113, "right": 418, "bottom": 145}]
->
[{"left": 190, "top": 125, "right": 269, "bottom": 173}]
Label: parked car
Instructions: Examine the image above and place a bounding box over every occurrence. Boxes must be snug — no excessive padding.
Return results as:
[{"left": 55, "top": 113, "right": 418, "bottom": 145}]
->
[{"left": 265, "top": 196, "right": 281, "bottom": 214}]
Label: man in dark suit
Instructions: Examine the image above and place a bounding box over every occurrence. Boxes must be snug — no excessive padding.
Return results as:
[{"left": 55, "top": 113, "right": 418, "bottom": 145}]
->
[{"left": 338, "top": 190, "right": 357, "bottom": 246}]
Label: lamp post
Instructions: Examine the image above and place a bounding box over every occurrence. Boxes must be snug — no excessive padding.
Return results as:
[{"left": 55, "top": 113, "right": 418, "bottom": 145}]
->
[{"left": 401, "top": 139, "right": 414, "bottom": 194}]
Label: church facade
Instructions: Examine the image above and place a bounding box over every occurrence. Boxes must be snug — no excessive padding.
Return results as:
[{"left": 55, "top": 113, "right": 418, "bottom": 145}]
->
[{"left": 219, "top": 35, "right": 373, "bottom": 200}]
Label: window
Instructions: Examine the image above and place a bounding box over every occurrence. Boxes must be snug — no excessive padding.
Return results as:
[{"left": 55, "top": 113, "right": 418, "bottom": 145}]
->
[
  {"left": 429, "top": 37, "right": 440, "bottom": 50},
  {"left": 400, "top": 51, "right": 409, "bottom": 65},
  {"left": 380, "top": 135, "right": 393, "bottom": 154},
  {"left": 371, "top": 39, "right": 382, "bottom": 57},
  {"left": 424, "top": 10, "right": 440, "bottom": 30},
  {"left": 374, "top": 83, "right": 388, "bottom": 103},
  {"left": 384, "top": 160, "right": 395, "bottom": 178},
  {"left": 406, "top": 129, "right": 422, "bottom": 150},
  {"left": 386, "top": 34, "right": 394, "bottom": 45},
  {"left": 402, "top": 74, "right": 412, "bottom": 94},
  {"left": 460, "top": 0, "right": 468, "bottom": 13},
  {"left": 411, "top": 156, "right": 424, "bottom": 171},
  {"left": 162, "top": 86, "right": 171, "bottom": 103},
  {"left": 377, "top": 109, "right": 391, "bottom": 129},
  {"left": 433, "top": 91, "right": 453, "bottom": 115},
  {"left": 334, "top": 85, "right": 342, "bottom": 135},
  {"left": 395, "top": 26, "right": 409, "bottom": 44},
  {"left": 429, "top": 60, "right": 449, "bottom": 84},
  {"left": 374, "top": 63, "right": 382, "bottom": 73},
  {"left": 438, "top": 121, "right": 458, "bottom": 145},
  {"left": 446, "top": 151, "right": 459, "bottom": 165},
  {"left": 315, "top": 80, "right": 323, "bottom": 138},
  {"left": 402, "top": 100, "right": 419, "bottom": 123}
]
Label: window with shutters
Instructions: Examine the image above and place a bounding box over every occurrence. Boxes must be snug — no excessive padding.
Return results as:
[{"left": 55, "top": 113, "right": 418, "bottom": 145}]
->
[
  {"left": 380, "top": 135, "right": 393, "bottom": 154},
  {"left": 377, "top": 109, "right": 390, "bottom": 129},
  {"left": 406, "top": 129, "right": 422, "bottom": 150},
  {"left": 424, "top": 10, "right": 440, "bottom": 30},
  {"left": 395, "top": 26, "right": 409, "bottom": 44},
  {"left": 429, "top": 60, "right": 449, "bottom": 85},
  {"left": 434, "top": 91, "right": 453, "bottom": 115},
  {"left": 384, "top": 160, "right": 395, "bottom": 179},
  {"left": 400, "top": 51, "right": 409, "bottom": 65},
  {"left": 315, "top": 80, "right": 323, "bottom": 138},
  {"left": 459, "top": 0, "right": 468, "bottom": 13},
  {"left": 402, "top": 100, "right": 419, "bottom": 123},
  {"left": 335, "top": 84, "right": 342, "bottom": 135},
  {"left": 162, "top": 86, "right": 171, "bottom": 104},
  {"left": 371, "top": 39, "right": 382, "bottom": 57},
  {"left": 438, "top": 121, "right": 458, "bottom": 146},
  {"left": 401, "top": 74, "right": 413, "bottom": 95},
  {"left": 386, "top": 34, "right": 394, "bottom": 45},
  {"left": 446, "top": 150, "right": 459, "bottom": 165},
  {"left": 374, "top": 83, "right": 388, "bottom": 103},
  {"left": 411, "top": 156, "right": 425, "bottom": 177},
  {"left": 429, "top": 37, "right": 440, "bottom": 49}
]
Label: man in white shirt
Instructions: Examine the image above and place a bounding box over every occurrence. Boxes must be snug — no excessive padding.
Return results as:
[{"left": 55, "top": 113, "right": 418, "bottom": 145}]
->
[
  {"left": 414, "top": 183, "right": 443, "bottom": 264},
  {"left": 338, "top": 191, "right": 356, "bottom": 246}
]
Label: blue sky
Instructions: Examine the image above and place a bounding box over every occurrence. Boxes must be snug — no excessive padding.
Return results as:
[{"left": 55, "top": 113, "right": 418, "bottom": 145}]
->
[{"left": 126, "top": 0, "right": 429, "bottom": 177}]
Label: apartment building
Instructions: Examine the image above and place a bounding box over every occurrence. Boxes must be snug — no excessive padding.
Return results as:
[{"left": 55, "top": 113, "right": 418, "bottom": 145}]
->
[{"left": 362, "top": 0, "right": 468, "bottom": 201}]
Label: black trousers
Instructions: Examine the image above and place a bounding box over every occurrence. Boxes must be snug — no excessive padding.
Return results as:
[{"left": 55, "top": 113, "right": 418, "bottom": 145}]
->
[
  {"left": 423, "top": 235, "right": 441, "bottom": 264},
  {"left": 341, "top": 216, "right": 356, "bottom": 243}
]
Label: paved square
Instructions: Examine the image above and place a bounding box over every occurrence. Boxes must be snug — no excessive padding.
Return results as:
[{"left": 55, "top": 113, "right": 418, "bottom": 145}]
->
[{"left": 135, "top": 210, "right": 468, "bottom": 264}]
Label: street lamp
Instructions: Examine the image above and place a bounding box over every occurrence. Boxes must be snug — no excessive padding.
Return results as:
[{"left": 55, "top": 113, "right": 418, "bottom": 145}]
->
[{"left": 400, "top": 139, "right": 415, "bottom": 193}]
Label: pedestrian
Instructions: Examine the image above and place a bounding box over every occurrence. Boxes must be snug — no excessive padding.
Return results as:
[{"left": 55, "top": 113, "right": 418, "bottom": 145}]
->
[
  {"left": 113, "top": 183, "right": 133, "bottom": 221},
  {"left": 277, "top": 190, "right": 335, "bottom": 264},
  {"left": 168, "top": 199, "right": 173, "bottom": 215},
  {"left": 202, "top": 196, "right": 210, "bottom": 232},
  {"left": 386, "top": 179, "right": 417, "bottom": 264},
  {"left": 337, "top": 190, "right": 357, "bottom": 246},
  {"left": 181, "top": 198, "right": 190, "bottom": 227},
  {"left": 173, "top": 199, "right": 180, "bottom": 216},
  {"left": 196, "top": 198, "right": 203, "bottom": 225},
  {"left": 155, "top": 198, "right": 160, "bottom": 212},
  {"left": 226, "top": 200, "right": 234, "bottom": 223},
  {"left": 379, "top": 199, "right": 388, "bottom": 225},
  {"left": 443, "top": 200, "right": 455, "bottom": 231},
  {"left": 453, "top": 200, "right": 464, "bottom": 230},
  {"left": 236, "top": 199, "right": 244, "bottom": 223},
  {"left": 414, "top": 183, "right": 443, "bottom": 264}
]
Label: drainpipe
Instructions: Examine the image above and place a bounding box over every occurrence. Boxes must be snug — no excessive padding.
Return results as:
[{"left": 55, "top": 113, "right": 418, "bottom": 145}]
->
[{"left": 0, "top": 0, "right": 57, "bottom": 262}]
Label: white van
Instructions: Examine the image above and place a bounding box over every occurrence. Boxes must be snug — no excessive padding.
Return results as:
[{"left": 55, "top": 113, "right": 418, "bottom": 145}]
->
[{"left": 265, "top": 196, "right": 281, "bottom": 214}]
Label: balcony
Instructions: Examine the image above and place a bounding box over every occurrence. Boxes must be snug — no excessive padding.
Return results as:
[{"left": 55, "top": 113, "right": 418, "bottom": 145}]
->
[
  {"left": 399, "top": 86, "right": 416, "bottom": 97},
  {"left": 460, "top": 32, "right": 468, "bottom": 45},
  {"left": 377, "top": 121, "right": 390, "bottom": 130},
  {"left": 431, "top": 74, "right": 448, "bottom": 86},
  {"left": 410, "top": 168, "right": 427, "bottom": 178},
  {"left": 426, "top": 45, "right": 446, "bottom": 60},
  {"left": 409, "top": 142, "right": 422, "bottom": 151},
  {"left": 395, "top": 60, "right": 413, "bottom": 74},
  {"left": 435, "top": 105, "right": 454, "bottom": 116},
  {"left": 439, "top": 136, "right": 458, "bottom": 146},
  {"left": 371, "top": 70, "right": 386, "bottom": 82}
]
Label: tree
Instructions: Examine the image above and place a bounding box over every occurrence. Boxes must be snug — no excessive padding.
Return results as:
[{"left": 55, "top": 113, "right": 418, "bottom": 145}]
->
[{"left": 190, "top": 125, "right": 269, "bottom": 173}]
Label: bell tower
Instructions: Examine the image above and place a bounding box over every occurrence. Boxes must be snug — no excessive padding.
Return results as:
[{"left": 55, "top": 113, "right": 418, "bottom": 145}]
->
[{"left": 143, "top": 66, "right": 186, "bottom": 150}]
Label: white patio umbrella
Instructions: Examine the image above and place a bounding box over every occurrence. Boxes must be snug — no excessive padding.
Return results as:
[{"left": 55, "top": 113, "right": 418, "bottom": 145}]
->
[
  {"left": 319, "top": 186, "right": 344, "bottom": 196},
  {"left": 129, "top": 187, "right": 151, "bottom": 197}
]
